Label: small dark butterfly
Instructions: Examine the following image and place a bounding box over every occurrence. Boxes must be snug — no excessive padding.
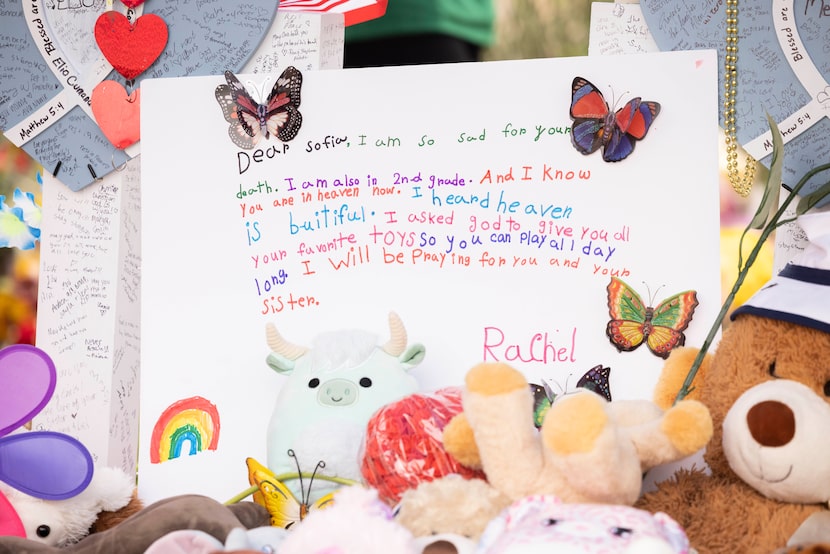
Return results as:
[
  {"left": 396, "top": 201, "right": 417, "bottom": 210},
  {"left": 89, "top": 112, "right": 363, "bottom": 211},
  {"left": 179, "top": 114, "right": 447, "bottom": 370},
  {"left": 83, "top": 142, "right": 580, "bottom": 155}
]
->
[
  {"left": 530, "top": 365, "right": 612, "bottom": 428},
  {"left": 569, "top": 76, "right": 660, "bottom": 162},
  {"left": 215, "top": 67, "right": 303, "bottom": 150},
  {"left": 575, "top": 364, "right": 612, "bottom": 402}
]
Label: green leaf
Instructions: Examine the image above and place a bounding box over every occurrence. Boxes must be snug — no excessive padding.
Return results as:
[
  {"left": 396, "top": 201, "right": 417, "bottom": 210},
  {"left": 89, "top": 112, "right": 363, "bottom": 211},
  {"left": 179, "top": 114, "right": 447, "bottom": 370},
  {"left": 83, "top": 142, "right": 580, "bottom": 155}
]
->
[
  {"left": 796, "top": 179, "right": 830, "bottom": 215},
  {"left": 749, "top": 114, "right": 784, "bottom": 229},
  {"left": 674, "top": 153, "right": 830, "bottom": 404}
]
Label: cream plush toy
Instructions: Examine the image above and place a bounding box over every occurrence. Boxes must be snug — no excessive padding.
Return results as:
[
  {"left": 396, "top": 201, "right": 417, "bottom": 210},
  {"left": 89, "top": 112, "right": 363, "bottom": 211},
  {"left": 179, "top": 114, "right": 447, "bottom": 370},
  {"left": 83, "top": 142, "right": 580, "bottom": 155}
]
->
[
  {"left": 442, "top": 362, "right": 713, "bottom": 506},
  {"left": 395, "top": 474, "right": 511, "bottom": 547}
]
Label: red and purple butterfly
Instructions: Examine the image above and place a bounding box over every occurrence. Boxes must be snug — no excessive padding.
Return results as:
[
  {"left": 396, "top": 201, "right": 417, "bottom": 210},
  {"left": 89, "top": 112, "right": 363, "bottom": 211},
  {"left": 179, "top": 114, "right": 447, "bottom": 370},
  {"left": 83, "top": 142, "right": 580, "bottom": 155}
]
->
[
  {"left": 215, "top": 67, "right": 303, "bottom": 150},
  {"left": 569, "top": 77, "right": 660, "bottom": 162}
]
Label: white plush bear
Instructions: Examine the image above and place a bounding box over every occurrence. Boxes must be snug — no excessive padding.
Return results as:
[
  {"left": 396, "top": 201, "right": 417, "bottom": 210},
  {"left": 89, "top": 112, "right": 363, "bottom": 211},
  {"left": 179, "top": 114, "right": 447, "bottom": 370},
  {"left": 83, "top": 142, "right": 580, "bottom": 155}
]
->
[{"left": 0, "top": 466, "right": 136, "bottom": 546}]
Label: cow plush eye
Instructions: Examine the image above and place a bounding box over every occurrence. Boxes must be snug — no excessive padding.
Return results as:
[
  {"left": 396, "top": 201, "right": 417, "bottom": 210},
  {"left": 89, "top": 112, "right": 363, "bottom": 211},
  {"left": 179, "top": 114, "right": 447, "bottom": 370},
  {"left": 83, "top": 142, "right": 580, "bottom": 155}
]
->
[
  {"left": 359, "top": 377, "right": 372, "bottom": 388},
  {"left": 611, "top": 527, "right": 633, "bottom": 537},
  {"left": 36, "top": 525, "right": 51, "bottom": 538},
  {"left": 544, "top": 518, "right": 558, "bottom": 526},
  {"left": 308, "top": 378, "right": 320, "bottom": 388}
]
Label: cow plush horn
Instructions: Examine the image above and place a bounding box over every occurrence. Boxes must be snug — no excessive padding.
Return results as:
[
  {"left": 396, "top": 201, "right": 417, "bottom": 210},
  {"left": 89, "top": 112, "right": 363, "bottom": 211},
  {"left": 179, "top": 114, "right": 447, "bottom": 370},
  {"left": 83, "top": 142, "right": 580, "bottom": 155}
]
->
[
  {"left": 265, "top": 323, "right": 308, "bottom": 360},
  {"left": 382, "top": 312, "right": 407, "bottom": 357}
]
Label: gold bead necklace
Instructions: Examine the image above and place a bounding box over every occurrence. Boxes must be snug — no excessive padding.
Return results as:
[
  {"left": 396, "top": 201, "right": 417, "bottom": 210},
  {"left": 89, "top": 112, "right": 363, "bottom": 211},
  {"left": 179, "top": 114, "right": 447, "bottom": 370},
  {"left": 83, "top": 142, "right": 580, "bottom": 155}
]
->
[{"left": 724, "top": 0, "right": 755, "bottom": 197}]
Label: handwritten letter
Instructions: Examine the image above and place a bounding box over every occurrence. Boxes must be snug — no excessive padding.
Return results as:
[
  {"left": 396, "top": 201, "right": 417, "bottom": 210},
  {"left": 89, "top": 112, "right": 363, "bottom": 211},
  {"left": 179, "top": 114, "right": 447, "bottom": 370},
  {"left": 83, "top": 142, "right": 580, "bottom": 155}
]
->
[{"left": 137, "top": 50, "right": 723, "bottom": 502}]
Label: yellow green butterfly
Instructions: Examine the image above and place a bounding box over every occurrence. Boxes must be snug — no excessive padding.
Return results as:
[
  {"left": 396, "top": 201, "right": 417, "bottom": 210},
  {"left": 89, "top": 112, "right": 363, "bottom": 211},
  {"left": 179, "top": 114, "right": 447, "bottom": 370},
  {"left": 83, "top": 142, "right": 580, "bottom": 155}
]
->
[{"left": 605, "top": 276, "right": 698, "bottom": 359}]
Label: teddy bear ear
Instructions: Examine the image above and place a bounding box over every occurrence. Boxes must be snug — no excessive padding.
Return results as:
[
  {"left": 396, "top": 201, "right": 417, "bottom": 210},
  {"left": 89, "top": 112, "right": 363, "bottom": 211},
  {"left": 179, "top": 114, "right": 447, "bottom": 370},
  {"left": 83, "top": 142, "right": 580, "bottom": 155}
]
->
[{"left": 652, "top": 347, "right": 713, "bottom": 409}]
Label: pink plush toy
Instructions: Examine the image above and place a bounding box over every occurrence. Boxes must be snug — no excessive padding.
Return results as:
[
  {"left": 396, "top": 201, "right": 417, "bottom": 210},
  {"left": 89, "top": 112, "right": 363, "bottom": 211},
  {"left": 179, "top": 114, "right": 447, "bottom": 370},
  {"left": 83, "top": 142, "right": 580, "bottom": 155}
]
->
[
  {"left": 279, "top": 486, "right": 419, "bottom": 554},
  {"left": 478, "top": 495, "right": 689, "bottom": 554}
]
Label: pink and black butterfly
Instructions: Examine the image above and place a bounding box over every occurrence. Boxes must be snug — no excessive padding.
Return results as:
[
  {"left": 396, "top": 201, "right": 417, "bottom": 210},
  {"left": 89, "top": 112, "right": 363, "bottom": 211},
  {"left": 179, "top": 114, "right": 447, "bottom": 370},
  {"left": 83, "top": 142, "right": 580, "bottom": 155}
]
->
[
  {"left": 530, "top": 365, "right": 612, "bottom": 428},
  {"left": 574, "top": 364, "right": 612, "bottom": 401},
  {"left": 215, "top": 67, "right": 303, "bottom": 150},
  {"left": 569, "top": 77, "right": 660, "bottom": 162}
]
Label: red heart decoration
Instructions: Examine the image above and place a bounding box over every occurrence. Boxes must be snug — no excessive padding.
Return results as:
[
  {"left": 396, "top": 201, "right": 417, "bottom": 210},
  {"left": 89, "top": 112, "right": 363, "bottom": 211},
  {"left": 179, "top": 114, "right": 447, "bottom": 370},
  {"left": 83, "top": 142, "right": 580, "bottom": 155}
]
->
[
  {"left": 94, "top": 12, "right": 168, "bottom": 81},
  {"left": 91, "top": 80, "right": 141, "bottom": 150},
  {"left": 120, "top": 0, "right": 145, "bottom": 8}
]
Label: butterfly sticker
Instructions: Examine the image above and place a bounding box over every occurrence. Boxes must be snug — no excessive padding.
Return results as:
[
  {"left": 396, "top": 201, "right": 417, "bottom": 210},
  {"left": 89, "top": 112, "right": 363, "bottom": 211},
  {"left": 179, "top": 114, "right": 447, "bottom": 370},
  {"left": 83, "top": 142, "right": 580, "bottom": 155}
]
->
[
  {"left": 569, "top": 77, "right": 660, "bottom": 162},
  {"left": 215, "top": 67, "right": 303, "bottom": 150},
  {"left": 246, "top": 455, "right": 335, "bottom": 529},
  {"left": 605, "top": 276, "right": 698, "bottom": 359},
  {"left": 575, "top": 364, "right": 612, "bottom": 401},
  {"left": 530, "top": 365, "right": 612, "bottom": 427}
]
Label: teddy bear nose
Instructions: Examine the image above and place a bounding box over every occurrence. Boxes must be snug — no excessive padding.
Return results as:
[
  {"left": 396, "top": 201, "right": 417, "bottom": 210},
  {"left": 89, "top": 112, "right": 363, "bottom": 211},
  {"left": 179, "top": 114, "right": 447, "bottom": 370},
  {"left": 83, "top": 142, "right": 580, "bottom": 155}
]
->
[{"left": 746, "top": 400, "right": 795, "bottom": 447}]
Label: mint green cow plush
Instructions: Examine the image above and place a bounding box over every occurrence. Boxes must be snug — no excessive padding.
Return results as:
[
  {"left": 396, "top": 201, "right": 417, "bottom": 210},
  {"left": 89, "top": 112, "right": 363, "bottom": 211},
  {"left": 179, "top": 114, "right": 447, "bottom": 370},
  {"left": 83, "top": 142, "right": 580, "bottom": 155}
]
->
[{"left": 264, "top": 312, "right": 425, "bottom": 503}]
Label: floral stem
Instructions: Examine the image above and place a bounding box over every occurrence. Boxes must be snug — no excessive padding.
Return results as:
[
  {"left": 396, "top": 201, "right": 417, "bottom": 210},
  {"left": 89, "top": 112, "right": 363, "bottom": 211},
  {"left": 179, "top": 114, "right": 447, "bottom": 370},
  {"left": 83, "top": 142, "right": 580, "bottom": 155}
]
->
[{"left": 674, "top": 162, "right": 830, "bottom": 403}]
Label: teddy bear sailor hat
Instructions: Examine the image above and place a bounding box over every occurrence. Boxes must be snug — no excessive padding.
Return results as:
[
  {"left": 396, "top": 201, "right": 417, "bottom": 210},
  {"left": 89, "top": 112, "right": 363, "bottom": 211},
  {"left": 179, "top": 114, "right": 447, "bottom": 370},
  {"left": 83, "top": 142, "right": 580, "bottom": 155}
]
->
[{"left": 731, "top": 211, "right": 830, "bottom": 334}]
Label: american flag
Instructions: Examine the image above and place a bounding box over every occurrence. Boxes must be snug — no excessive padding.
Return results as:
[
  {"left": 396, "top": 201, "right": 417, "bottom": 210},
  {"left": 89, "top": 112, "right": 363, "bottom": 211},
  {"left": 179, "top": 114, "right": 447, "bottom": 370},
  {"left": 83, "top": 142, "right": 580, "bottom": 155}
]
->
[{"left": 278, "top": 0, "right": 387, "bottom": 26}]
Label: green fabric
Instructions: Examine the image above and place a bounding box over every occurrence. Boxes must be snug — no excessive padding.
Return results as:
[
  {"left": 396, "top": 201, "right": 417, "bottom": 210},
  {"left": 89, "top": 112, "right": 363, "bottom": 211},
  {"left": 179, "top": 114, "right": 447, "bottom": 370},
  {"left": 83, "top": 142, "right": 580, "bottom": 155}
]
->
[{"left": 345, "top": 0, "right": 495, "bottom": 47}]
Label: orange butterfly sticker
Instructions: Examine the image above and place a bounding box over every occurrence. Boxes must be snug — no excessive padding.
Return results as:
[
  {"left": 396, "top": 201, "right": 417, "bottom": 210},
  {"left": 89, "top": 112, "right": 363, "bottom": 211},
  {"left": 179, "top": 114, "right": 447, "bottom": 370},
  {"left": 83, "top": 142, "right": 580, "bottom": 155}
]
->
[{"left": 605, "top": 276, "right": 698, "bottom": 359}]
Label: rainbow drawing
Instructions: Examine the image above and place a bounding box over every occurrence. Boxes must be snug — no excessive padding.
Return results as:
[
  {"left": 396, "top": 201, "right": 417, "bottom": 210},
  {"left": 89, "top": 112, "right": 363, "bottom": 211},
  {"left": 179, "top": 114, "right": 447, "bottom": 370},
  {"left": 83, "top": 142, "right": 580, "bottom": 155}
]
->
[{"left": 150, "top": 396, "right": 220, "bottom": 464}]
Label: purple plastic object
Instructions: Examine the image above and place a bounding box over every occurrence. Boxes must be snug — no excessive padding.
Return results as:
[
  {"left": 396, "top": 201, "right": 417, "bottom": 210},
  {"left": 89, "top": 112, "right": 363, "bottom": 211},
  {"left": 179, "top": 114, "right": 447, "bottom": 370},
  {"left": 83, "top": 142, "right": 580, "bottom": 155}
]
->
[
  {"left": 0, "top": 344, "right": 94, "bottom": 500},
  {"left": 0, "top": 344, "right": 56, "bottom": 437},
  {"left": 0, "top": 432, "right": 94, "bottom": 500}
]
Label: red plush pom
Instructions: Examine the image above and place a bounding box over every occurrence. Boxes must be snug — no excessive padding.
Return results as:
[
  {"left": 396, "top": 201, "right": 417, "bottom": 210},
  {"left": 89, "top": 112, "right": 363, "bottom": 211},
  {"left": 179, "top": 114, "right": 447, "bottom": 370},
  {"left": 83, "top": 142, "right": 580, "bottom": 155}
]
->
[{"left": 360, "top": 387, "right": 485, "bottom": 506}]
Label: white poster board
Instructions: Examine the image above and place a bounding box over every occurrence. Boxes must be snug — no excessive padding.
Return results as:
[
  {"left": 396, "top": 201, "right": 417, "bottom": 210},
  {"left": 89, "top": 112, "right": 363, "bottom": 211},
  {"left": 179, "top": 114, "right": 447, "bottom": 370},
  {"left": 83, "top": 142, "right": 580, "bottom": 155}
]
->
[{"left": 139, "top": 50, "right": 722, "bottom": 503}]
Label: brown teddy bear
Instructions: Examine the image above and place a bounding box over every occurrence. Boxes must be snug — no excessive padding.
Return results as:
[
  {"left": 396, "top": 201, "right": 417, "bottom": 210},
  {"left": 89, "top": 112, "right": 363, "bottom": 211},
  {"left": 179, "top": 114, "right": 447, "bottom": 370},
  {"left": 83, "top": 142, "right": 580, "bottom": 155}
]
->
[{"left": 636, "top": 212, "right": 830, "bottom": 552}]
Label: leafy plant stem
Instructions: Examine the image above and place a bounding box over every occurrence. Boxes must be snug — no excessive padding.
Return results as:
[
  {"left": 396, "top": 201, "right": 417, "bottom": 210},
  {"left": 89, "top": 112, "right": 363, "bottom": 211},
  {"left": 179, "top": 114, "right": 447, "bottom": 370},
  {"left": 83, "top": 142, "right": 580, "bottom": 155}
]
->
[{"left": 674, "top": 161, "right": 830, "bottom": 403}]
